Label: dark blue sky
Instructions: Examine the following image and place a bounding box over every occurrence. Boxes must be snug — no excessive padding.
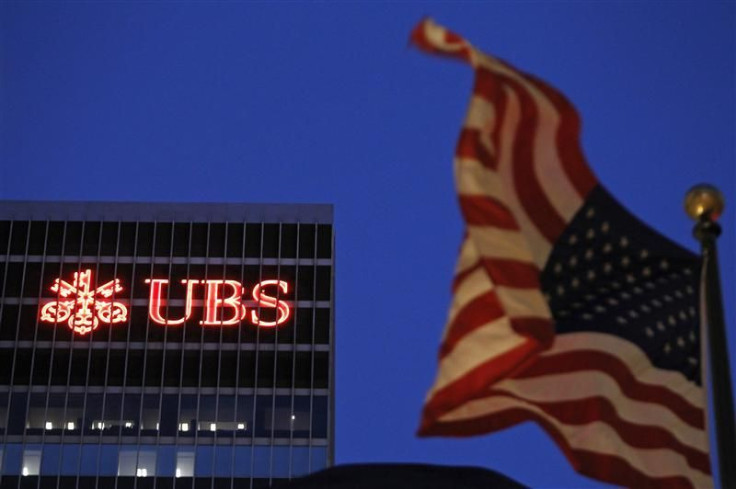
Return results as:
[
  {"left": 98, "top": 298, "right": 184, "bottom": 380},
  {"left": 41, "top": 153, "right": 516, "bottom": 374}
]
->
[{"left": 2, "top": 2, "right": 733, "bottom": 487}]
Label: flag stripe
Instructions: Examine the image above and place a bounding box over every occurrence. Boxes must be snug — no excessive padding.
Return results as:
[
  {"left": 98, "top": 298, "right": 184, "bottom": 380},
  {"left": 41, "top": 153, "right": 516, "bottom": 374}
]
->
[
  {"left": 437, "top": 395, "right": 710, "bottom": 487},
  {"left": 493, "top": 373, "right": 708, "bottom": 453},
  {"left": 480, "top": 258, "right": 540, "bottom": 288},
  {"left": 440, "top": 290, "right": 503, "bottom": 359},
  {"left": 523, "top": 73, "right": 597, "bottom": 198},
  {"left": 475, "top": 64, "right": 592, "bottom": 219},
  {"left": 466, "top": 226, "right": 534, "bottom": 262},
  {"left": 425, "top": 402, "right": 706, "bottom": 489},
  {"left": 455, "top": 157, "right": 505, "bottom": 200},
  {"left": 531, "top": 332, "right": 705, "bottom": 410},
  {"left": 516, "top": 350, "right": 705, "bottom": 429},
  {"left": 502, "top": 72, "right": 569, "bottom": 243},
  {"left": 459, "top": 195, "right": 518, "bottom": 229},
  {"left": 488, "top": 390, "right": 710, "bottom": 474},
  {"left": 491, "top": 85, "right": 553, "bottom": 266},
  {"left": 422, "top": 336, "right": 541, "bottom": 424},
  {"left": 430, "top": 316, "right": 544, "bottom": 396},
  {"left": 456, "top": 128, "right": 495, "bottom": 168}
]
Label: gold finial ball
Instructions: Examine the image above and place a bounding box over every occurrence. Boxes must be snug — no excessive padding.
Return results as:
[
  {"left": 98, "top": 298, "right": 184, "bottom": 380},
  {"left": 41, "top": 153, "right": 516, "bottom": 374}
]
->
[{"left": 684, "top": 184, "right": 725, "bottom": 221}]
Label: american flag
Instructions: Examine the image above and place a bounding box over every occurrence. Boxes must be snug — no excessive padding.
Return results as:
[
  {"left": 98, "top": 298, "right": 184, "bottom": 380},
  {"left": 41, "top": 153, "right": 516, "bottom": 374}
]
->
[{"left": 412, "top": 19, "right": 711, "bottom": 489}]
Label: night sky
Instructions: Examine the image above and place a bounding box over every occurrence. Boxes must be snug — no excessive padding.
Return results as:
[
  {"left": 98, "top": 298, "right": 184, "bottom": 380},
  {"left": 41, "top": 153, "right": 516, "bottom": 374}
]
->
[{"left": 1, "top": 2, "right": 734, "bottom": 488}]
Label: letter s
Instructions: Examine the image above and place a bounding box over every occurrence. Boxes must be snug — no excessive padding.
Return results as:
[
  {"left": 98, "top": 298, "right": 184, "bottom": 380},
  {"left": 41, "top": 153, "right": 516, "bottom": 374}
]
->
[{"left": 250, "top": 280, "right": 290, "bottom": 327}]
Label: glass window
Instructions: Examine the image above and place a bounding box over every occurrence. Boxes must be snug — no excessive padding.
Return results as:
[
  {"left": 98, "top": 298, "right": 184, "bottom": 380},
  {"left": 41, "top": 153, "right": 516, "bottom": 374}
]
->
[
  {"left": 117, "top": 449, "right": 136, "bottom": 477},
  {"left": 172, "top": 223, "right": 190, "bottom": 257},
  {"left": 175, "top": 450, "right": 194, "bottom": 478},
  {"left": 0, "top": 392, "right": 7, "bottom": 435},
  {"left": 83, "top": 394, "right": 103, "bottom": 435},
  {"left": 208, "top": 223, "right": 226, "bottom": 256},
  {"left": 9, "top": 221, "right": 29, "bottom": 254},
  {"left": 312, "top": 396, "right": 328, "bottom": 439},
  {"left": 40, "top": 444, "right": 60, "bottom": 475},
  {"left": 45, "top": 221, "right": 64, "bottom": 255},
  {"left": 60, "top": 445, "right": 80, "bottom": 475},
  {"left": 82, "top": 222, "right": 101, "bottom": 256},
  {"left": 298, "top": 224, "right": 316, "bottom": 258},
  {"left": 262, "top": 224, "right": 279, "bottom": 258},
  {"left": 236, "top": 395, "right": 253, "bottom": 436},
  {"left": 135, "top": 223, "right": 154, "bottom": 257},
  {"left": 194, "top": 446, "right": 213, "bottom": 477},
  {"left": 159, "top": 395, "right": 178, "bottom": 436},
  {"left": 244, "top": 223, "right": 262, "bottom": 257},
  {"left": 258, "top": 396, "right": 295, "bottom": 438},
  {"left": 290, "top": 446, "right": 328, "bottom": 477},
  {"left": 311, "top": 446, "right": 328, "bottom": 472},
  {"left": 80, "top": 445, "right": 99, "bottom": 476},
  {"left": 316, "top": 224, "right": 332, "bottom": 259},
  {"left": 121, "top": 394, "right": 141, "bottom": 434},
  {"left": 270, "top": 446, "right": 291, "bottom": 478},
  {"left": 178, "top": 395, "right": 196, "bottom": 436},
  {"left": 141, "top": 395, "right": 160, "bottom": 435},
  {"left": 22, "top": 448, "right": 41, "bottom": 476},
  {"left": 225, "top": 223, "right": 244, "bottom": 258},
  {"left": 12, "top": 349, "right": 32, "bottom": 385},
  {"left": 214, "top": 446, "right": 233, "bottom": 478},
  {"left": 197, "top": 396, "right": 216, "bottom": 435},
  {"left": 2, "top": 444, "right": 22, "bottom": 475},
  {"left": 156, "top": 445, "right": 175, "bottom": 478},
  {"left": 292, "top": 447, "right": 309, "bottom": 477},
  {"left": 7, "top": 392, "right": 27, "bottom": 435},
  {"left": 232, "top": 446, "right": 252, "bottom": 478},
  {"left": 252, "top": 446, "right": 272, "bottom": 478},
  {"left": 118, "top": 448, "right": 156, "bottom": 477},
  {"left": 66, "top": 394, "right": 84, "bottom": 433},
  {"left": 100, "top": 221, "right": 120, "bottom": 256},
  {"left": 98, "top": 445, "right": 118, "bottom": 476},
  {"left": 154, "top": 223, "right": 173, "bottom": 257},
  {"left": 63, "top": 221, "right": 82, "bottom": 256}
]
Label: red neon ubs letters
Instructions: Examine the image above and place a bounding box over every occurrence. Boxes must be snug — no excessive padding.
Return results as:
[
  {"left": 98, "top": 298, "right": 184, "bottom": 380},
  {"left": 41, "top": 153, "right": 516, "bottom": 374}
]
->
[{"left": 147, "top": 279, "right": 291, "bottom": 327}]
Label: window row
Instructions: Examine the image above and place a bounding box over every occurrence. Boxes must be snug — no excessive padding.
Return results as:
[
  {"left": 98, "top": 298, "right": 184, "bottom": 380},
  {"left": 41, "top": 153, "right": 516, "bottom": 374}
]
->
[
  {"left": 0, "top": 443, "right": 328, "bottom": 478},
  {"left": 0, "top": 477, "right": 276, "bottom": 489},
  {"left": 0, "top": 349, "right": 330, "bottom": 388},
  {"left": 1, "top": 393, "right": 328, "bottom": 438},
  {"left": 1, "top": 262, "right": 332, "bottom": 301},
  {"left": 0, "top": 304, "right": 331, "bottom": 343},
  {"left": 0, "top": 221, "right": 333, "bottom": 259}
]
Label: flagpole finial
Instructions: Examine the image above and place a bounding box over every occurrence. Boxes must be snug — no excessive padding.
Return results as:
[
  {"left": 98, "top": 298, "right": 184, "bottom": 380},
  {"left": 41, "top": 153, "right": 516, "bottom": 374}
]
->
[{"left": 684, "top": 184, "right": 724, "bottom": 222}]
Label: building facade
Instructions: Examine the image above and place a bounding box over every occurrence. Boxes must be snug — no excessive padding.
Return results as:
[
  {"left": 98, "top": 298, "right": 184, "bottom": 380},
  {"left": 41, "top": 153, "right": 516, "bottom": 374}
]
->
[{"left": 0, "top": 201, "right": 334, "bottom": 488}]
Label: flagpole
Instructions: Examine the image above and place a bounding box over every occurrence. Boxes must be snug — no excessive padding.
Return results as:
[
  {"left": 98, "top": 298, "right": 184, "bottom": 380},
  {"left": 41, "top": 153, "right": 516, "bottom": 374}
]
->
[{"left": 685, "top": 184, "right": 736, "bottom": 488}]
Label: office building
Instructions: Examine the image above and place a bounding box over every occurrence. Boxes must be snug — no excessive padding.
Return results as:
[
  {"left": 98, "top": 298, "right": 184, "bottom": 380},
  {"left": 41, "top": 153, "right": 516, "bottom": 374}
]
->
[{"left": 0, "top": 201, "right": 334, "bottom": 488}]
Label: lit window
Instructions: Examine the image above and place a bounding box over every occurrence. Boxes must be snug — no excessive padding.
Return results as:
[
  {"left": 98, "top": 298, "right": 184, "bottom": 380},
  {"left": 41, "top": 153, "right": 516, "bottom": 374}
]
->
[
  {"left": 118, "top": 449, "right": 156, "bottom": 477},
  {"left": 176, "top": 451, "right": 194, "bottom": 477},
  {"left": 179, "top": 422, "right": 189, "bottom": 432},
  {"left": 22, "top": 449, "right": 41, "bottom": 476},
  {"left": 45, "top": 421, "right": 53, "bottom": 430},
  {"left": 237, "top": 423, "right": 245, "bottom": 430},
  {"left": 210, "top": 423, "right": 216, "bottom": 432},
  {"left": 67, "top": 421, "right": 75, "bottom": 430},
  {"left": 124, "top": 421, "right": 134, "bottom": 428}
]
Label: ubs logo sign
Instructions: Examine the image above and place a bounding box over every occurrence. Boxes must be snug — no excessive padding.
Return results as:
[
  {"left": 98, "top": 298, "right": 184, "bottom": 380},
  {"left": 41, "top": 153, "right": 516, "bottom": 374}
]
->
[
  {"left": 39, "top": 269, "right": 128, "bottom": 335},
  {"left": 40, "top": 269, "right": 292, "bottom": 335}
]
